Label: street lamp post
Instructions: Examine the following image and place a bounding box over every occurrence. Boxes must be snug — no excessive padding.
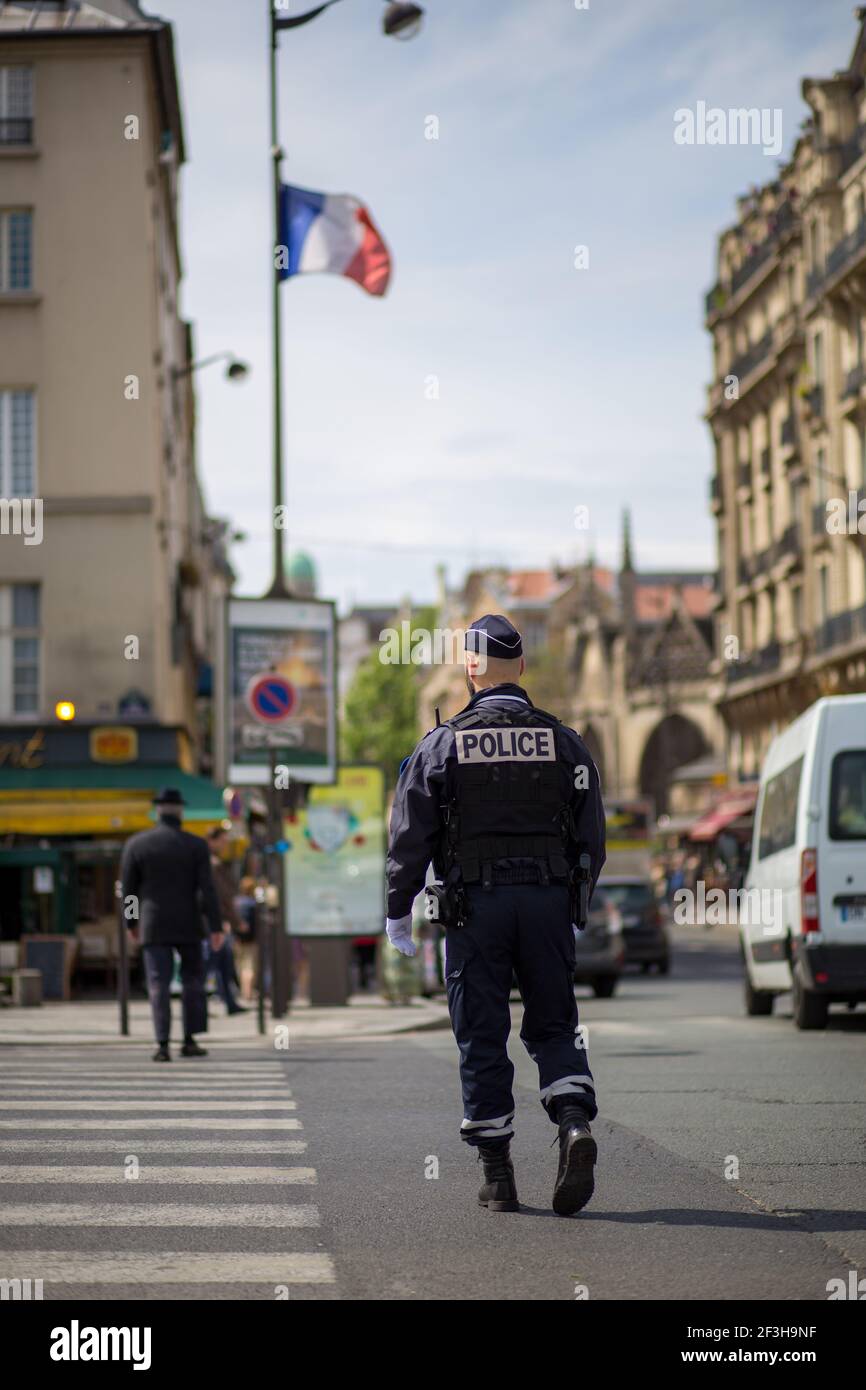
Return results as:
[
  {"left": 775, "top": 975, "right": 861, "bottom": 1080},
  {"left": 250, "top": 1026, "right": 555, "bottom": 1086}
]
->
[
  {"left": 265, "top": 0, "right": 425, "bottom": 1009},
  {"left": 266, "top": 0, "right": 425, "bottom": 601}
]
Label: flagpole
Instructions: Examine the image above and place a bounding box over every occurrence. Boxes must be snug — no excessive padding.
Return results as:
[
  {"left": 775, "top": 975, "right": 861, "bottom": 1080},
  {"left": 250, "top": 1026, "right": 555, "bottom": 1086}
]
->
[{"left": 267, "top": 1, "right": 289, "bottom": 600}]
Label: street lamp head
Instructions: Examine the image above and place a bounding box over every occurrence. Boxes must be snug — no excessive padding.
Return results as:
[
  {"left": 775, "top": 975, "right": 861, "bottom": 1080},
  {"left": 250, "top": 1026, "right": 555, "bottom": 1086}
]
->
[
  {"left": 226, "top": 359, "right": 250, "bottom": 381},
  {"left": 383, "top": 2, "right": 424, "bottom": 39}
]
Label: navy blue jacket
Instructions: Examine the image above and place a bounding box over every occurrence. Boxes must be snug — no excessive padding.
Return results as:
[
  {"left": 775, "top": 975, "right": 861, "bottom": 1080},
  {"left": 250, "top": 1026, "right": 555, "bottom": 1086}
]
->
[{"left": 387, "top": 684, "right": 606, "bottom": 919}]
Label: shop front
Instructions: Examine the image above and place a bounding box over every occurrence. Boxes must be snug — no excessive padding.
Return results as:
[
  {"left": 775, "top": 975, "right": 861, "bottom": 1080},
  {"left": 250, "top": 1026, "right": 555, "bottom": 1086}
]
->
[{"left": 0, "top": 722, "right": 226, "bottom": 943}]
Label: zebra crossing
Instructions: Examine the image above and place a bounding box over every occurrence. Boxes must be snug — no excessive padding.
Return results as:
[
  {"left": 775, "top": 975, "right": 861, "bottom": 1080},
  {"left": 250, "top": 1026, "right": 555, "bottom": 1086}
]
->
[{"left": 0, "top": 1048, "right": 337, "bottom": 1299}]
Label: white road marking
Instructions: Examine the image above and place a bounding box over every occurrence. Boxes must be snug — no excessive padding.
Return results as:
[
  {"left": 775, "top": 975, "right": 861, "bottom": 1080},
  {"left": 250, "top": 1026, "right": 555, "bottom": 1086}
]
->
[
  {"left": 0, "top": 1251, "right": 335, "bottom": 1284},
  {"left": 0, "top": 1100, "right": 297, "bottom": 1111},
  {"left": 1, "top": 1202, "right": 320, "bottom": 1227},
  {"left": 0, "top": 1118, "right": 301, "bottom": 1130},
  {"left": 0, "top": 1139, "right": 307, "bottom": 1153},
  {"left": 0, "top": 1165, "right": 317, "bottom": 1184}
]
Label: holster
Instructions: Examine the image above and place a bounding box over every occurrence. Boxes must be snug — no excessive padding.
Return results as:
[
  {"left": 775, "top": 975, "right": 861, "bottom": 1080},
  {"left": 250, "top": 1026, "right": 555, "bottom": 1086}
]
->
[{"left": 570, "top": 852, "right": 592, "bottom": 931}]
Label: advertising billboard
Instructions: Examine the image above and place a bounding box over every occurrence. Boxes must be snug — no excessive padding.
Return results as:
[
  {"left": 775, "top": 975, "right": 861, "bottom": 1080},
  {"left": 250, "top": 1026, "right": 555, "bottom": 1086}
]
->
[
  {"left": 226, "top": 597, "right": 337, "bottom": 785},
  {"left": 285, "top": 765, "right": 386, "bottom": 937}
]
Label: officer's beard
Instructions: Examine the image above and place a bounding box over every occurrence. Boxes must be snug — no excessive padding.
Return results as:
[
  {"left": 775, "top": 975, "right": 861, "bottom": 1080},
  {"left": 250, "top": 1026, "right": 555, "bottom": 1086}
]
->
[{"left": 465, "top": 672, "right": 476, "bottom": 696}]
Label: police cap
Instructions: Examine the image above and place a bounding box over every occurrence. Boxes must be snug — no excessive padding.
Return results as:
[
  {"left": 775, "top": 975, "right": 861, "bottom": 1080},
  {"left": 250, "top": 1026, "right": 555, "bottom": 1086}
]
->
[{"left": 465, "top": 614, "right": 523, "bottom": 660}]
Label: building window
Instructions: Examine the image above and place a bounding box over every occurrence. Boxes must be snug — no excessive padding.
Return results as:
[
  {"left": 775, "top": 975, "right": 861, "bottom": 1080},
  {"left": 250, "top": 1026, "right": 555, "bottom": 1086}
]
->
[
  {"left": 814, "top": 445, "right": 831, "bottom": 503},
  {"left": 0, "top": 583, "right": 40, "bottom": 716},
  {"left": 791, "top": 583, "right": 803, "bottom": 634},
  {"left": 0, "top": 390, "right": 36, "bottom": 495},
  {"left": 0, "top": 66, "right": 33, "bottom": 146},
  {"left": 818, "top": 566, "right": 830, "bottom": 624},
  {"left": 812, "top": 330, "right": 825, "bottom": 384},
  {"left": 0, "top": 210, "right": 32, "bottom": 291}
]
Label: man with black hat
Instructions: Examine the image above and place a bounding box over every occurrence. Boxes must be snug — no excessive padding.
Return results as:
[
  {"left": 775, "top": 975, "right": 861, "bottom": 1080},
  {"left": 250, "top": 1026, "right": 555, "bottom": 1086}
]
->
[
  {"left": 121, "top": 788, "right": 224, "bottom": 1062},
  {"left": 386, "top": 615, "right": 605, "bottom": 1215}
]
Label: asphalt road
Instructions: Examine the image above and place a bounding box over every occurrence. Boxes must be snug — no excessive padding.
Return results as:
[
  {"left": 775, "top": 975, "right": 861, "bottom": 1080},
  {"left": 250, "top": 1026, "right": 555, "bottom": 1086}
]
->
[{"left": 0, "top": 925, "right": 864, "bottom": 1301}]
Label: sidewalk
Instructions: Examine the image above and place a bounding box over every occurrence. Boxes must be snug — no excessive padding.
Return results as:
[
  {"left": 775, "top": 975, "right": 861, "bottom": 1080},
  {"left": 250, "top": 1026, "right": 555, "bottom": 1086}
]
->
[{"left": 0, "top": 993, "right": 451, "bottom": 1047}]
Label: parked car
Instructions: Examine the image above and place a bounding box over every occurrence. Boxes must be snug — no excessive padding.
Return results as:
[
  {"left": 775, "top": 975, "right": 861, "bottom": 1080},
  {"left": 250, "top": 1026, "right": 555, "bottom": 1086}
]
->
[
  {"left": 574, "top": 884, "right": 625, "bottom": 997},
  {"left": 741, "top": 694, "right": 866, "bottom": 1030},
  {"left": 601, "top": 875, "right": 670, "bottom": 973}
]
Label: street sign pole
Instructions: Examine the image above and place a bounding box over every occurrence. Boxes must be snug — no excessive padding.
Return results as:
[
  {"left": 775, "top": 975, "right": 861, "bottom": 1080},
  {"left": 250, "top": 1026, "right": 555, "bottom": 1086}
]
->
[
  {"left": 116, "top": 892, "right": 129, "bottom": 1037},
  {"left": 268, "top": 743, "right": 291, "bottom": 1017}
]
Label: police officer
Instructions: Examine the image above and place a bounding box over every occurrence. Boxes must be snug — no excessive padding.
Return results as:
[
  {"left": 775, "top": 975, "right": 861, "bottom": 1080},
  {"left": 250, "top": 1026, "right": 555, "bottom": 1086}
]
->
[{"left": 386, "top": 615, "right": 605, "bottom": 1215}]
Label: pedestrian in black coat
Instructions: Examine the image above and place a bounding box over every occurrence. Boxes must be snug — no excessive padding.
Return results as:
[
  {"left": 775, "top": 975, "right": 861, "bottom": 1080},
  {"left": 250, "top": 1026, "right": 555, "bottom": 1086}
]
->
[{"left": 120, "top": 788, "right": 224, "bottom": 1062}]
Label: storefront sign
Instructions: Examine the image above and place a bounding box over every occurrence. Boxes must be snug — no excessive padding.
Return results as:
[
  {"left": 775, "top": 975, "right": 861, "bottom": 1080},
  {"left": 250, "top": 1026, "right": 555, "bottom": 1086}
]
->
[
  {"left": 0, "top": 729, "right": 46, "bottom": 768},
  {"left": 89, "top": 727, "right": 139, "bottom": 764}
]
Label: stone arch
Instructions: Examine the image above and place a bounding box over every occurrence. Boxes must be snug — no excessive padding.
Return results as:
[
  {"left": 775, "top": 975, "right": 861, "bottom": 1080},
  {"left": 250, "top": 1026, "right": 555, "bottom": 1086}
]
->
[{"left": 638, "top": 713, "right": 709, "bottom": 817}]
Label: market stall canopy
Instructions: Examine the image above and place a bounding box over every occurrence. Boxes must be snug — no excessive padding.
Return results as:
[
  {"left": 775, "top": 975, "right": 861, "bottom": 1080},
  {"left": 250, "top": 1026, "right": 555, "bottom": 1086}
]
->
[{"left": 689, "top": 784, "right": 759, "bottom": 843}]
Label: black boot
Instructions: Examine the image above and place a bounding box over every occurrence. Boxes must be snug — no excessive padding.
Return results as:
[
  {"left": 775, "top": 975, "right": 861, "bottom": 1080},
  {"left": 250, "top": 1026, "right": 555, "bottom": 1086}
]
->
[
  {"left": 477, "top": 1140, "right": 519, "bottom": 1212},
  {"left": 152, "top": 1043, "right": 171, "bottom": 1063},
  {"left": 180, "top": 1038, "right": 207, "bottom": 1057},
  {"left": 552, "top": 1101, "right": 596, "bottom": 1216}
]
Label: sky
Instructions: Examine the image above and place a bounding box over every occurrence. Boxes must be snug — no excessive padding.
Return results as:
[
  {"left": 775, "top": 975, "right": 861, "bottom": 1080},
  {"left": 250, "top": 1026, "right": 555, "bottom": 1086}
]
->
[{"left": 160, "top": 0, "right": 852, "bottom": 612}]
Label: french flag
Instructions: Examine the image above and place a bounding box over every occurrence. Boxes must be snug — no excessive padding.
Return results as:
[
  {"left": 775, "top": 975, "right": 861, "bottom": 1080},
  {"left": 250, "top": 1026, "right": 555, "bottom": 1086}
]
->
[{"left": 278, "top": 184, "right": 392, "bottom": 297}]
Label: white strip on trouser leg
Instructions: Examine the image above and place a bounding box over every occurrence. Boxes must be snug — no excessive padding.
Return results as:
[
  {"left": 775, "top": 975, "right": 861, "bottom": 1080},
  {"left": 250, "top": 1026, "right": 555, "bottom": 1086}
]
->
[
  {"left": 460, "top": 1112, "right": 515, "bottom": 1141},
  {"left": 539, "top": 1075, "right": 595, "bottom": 1105}
]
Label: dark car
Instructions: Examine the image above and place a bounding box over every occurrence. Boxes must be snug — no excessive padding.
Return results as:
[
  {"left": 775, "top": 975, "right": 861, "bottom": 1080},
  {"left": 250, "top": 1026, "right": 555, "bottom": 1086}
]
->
[
  {"left": 574, "top": 884, "right": 625, "bottom": 997},
  {"left": 600, "top": 876, "right": 670, "bottom": 974}
]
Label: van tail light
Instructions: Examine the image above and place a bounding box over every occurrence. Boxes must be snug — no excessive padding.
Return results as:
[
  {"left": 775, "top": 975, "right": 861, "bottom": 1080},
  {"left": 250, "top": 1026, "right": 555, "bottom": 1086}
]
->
[{"left": 801, "top": 849, "right": 819, "bottom": 934}]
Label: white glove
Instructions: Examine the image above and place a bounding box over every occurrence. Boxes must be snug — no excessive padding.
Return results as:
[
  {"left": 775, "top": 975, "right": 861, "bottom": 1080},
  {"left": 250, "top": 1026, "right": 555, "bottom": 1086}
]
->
[{"left": 386, "top": 915, "right": 417, "bottom": 957}]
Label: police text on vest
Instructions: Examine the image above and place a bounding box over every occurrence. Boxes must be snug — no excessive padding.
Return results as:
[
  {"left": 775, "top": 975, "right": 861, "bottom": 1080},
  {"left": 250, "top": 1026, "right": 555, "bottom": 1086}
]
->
[{"left": 455, "top": 728, "right": 556, "bottom": 763}]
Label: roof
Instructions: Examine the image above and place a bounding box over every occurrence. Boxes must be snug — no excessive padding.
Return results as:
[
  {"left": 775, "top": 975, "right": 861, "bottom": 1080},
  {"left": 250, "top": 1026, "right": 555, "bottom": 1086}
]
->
[
  {"left": 505, "top": 570, "right": 572, "bottom": 603},
  {"left": 0, "top": 1, "right": 149, "bottom": 34},
  {"left": 0, "top": 1, "right": 186, "bottom": 164},
  {"left": 634, "top": 582, "right": 716, "bottom": 622}
]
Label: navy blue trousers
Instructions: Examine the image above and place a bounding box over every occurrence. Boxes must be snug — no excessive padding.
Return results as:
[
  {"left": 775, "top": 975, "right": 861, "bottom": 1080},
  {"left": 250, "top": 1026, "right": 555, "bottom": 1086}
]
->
[{"left": 444, "top": 883, "right": 596, "bottom": 1146}]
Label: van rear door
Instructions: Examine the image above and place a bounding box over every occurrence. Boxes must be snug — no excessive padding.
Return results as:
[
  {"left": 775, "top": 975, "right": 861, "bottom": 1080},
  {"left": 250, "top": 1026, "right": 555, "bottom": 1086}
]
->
[{"left": 820, "top": 746, "right": 866, "bottom": 944}]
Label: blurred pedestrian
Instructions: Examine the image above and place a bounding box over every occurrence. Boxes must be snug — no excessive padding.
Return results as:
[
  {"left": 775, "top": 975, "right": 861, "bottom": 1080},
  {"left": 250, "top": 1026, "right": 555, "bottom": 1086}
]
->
[
  {"left": 207, "top": 827, "right": 247, "bottom": 1015},
  {"left": 120, "top": 788, "right": 223, "bottom": 1062},
  {"left": 233, "top": 875, "right": 259, "bottom": 1003}
]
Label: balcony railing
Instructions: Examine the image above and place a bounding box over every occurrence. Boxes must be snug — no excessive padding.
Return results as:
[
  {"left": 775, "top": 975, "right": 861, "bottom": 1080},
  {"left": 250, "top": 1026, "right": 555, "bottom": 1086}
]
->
[
  {"left": 814, "top": 602, "right": 866, "bottom": 654},
  {"left": 726, "top": 641, "right": 782, "bottom": 685},
  {"left": 806, "top": 265, "right": 824, "bottom": 299},
  {"left": 706, "top": 201, "right": 797, "bottom": 319},
  {"left": 705, "top": 283, "right": 726, "bottom": 318},
  {"left": 773, "top": 521, "right": 802, "bottom": 564},
  {"left": 0, "top": 117, "right": 33, "bottom": 145},
  {"left": 826, "top": 217, "right": 866, "bottom": 283},
  {"left": 803, "top": 384, "right": 824, "bottom": 419},
  {"left": 729, "top": 330, "right": 773, "bottom": 385},
  {"left": 839, "top": 124, "right": 866, "bottom": 176},
  {"left": 841, "top": 361, "right": 866, "bottom": 400}
]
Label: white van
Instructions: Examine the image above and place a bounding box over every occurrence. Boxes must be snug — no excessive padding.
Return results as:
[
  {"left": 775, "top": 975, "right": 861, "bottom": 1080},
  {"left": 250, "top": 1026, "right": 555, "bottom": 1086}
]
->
[{"left": 741, "top": 694, "right": 866, "bottom": 1029}]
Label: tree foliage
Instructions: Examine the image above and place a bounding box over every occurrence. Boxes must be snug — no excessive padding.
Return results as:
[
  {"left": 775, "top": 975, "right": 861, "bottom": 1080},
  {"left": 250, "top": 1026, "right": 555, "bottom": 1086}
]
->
[{"left": 341, "top": 607, "right": 437, "bottom": 786}]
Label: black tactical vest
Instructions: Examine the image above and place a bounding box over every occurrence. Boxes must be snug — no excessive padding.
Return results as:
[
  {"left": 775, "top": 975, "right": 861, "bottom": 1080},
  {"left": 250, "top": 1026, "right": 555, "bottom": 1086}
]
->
[{"left": 440, "top": 700, "right": 572, "bottom": 888}]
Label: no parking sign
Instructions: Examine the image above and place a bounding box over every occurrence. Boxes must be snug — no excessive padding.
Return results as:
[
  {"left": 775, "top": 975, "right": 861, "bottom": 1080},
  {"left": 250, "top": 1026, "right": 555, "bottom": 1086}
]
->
[{"left": 245, "top": 672, "right": 299, "bottom": 723}]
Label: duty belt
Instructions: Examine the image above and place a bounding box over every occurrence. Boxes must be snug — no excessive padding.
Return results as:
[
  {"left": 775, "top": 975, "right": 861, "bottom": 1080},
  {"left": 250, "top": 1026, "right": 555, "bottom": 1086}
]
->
[{"left": 454, "top": 835, "right": 570, "bottom": 890}]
